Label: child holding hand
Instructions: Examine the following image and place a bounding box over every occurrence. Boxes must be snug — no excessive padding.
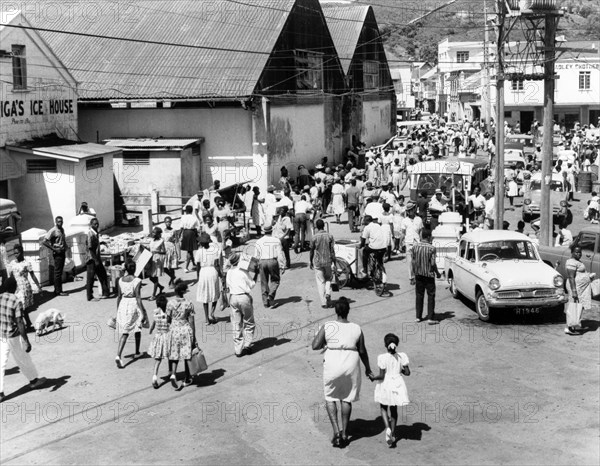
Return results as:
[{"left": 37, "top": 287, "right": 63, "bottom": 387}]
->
[
  {"left": 369, "top": 333, "right": 410, "bottom": 447},
  {"left": 148, "top": 294, "right": 171, "bottom": 389}
]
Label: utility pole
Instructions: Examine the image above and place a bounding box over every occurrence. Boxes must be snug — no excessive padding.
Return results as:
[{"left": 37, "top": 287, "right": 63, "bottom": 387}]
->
[
  {"left": 540, "top": 13, "right": 558, "bottom": 246},
  {"left": 483, "top": 0, "right": 492, "bottom": 133},
  {"left": 493, "top": 0, "right": 505, "bottom": 230}
]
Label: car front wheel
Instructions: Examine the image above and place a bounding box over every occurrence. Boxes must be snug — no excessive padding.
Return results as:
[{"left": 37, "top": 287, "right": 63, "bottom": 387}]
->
[{"left": 476, "top": 290, "right": 494, "bottom": 322}]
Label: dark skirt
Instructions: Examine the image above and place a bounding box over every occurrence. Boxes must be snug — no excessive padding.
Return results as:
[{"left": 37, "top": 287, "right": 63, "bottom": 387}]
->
[{"left": 181, "top": 229, "right": 198, "bottom": 252}]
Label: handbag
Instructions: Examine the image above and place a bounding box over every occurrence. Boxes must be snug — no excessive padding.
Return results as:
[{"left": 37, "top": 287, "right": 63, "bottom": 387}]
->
[
  {"left": 591, "top": 278, "right": 600, "bottom": 300},
  {"left": 107, "top": 316, "right": 117, "bottom": 330},
  {"left": 188, "top": 344, "right": 208, "bottom": 375}
]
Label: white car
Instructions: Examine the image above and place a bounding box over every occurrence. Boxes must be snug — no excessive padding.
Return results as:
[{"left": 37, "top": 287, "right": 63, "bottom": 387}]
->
[{"left": 445, "top": 230, "right": 567, "bottom": 321}]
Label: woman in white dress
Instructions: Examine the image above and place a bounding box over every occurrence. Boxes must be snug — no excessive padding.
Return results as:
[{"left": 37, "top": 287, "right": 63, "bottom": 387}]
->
[
  {"left": 115, "top": 260, "right": 148, "bottom": 368},
  {"left": 370, "top": 333, "right": 410, "bottom": 447},
  {"left": 331, "top": 180, "right": 345, "bottom": 224},
  {"left": 312, "top": 297, "right": 374, "bottom": 448},
  {"left": 195, "top": 233, "right": 223, "bottom": 325}
]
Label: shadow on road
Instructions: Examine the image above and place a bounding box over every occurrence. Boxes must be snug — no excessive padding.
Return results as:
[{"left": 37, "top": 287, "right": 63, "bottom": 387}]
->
[
  {"left": 2, "top": 375, "right": 72, "bottom": 402},
  {"left": 347, "top": 416, "right": 385, "bottom": 443},
  {"left": 395, "top": 422, "right": 431, "bottom": 441},
  {"left": 580, "top": 319, "right": 599, "bottom": 334},
  {"left": 195, "top": 368, "right": 226, "bottom": 387},
  {"left": 252, "top": 337, "right": 291, "bottom": 353}
]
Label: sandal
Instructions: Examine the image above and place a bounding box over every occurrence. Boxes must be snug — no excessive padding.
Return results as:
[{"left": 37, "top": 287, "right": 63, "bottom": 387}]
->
[
  {"left": 170, "top": 375, "right": 178, "bottom": 389},
  {"left": 115, "top": 357, "right": 123, "bottom": 369},
  {"left": 331, "top": 433, "right": 341, "bottom": 448}
]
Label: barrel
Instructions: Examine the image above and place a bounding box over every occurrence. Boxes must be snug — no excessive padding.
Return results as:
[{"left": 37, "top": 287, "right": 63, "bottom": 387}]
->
[
  {"left": 530, "top": 0, "right": 557, "bottom": 10},
  {"left": 578, "top": 172, "right": 593, "bottom": 194}
]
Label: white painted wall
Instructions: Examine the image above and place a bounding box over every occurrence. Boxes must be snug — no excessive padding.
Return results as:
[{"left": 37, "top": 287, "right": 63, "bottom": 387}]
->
[
  {"left": 78, "top": 107, "right": 253, "bottom": 189},
  {"left": 75, "top": 154, "right": 114, "bottom": 230},
  {"left": 269, "top": 103, "right": 327, "bottom": 182},
  {"left": 361, "top": 100, "right": 393, "bottom": 146},
  {"left": 0, "top": 16, "right": 78, "bottom": 147}
]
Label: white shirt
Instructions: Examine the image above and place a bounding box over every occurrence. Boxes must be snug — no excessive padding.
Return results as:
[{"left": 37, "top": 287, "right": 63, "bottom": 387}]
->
[
  {"left": 401, "top": 216, "right": 423, "bottom": 245},
  {"left": 255, "top": 235, "right": 286, "bottom": 270},
  {"left": 226, "top": 267, "right": 255, "bottom": 295},
  {"left": 275, "top": 196, "right": 294, "bottom": 211},
  {"left": 294, "top": 200, "right": 312, "bottom": 214},
  {"left": 180, "top": 214, "right": 200, "bottom": 230},
  {"left": 361, "top": 222, "right": 388, "bottom": 250},
  {"left": 429, "top": 196, "right": 447, "bottom": 213},
  {"left": 364, "top": 202, "right": 384, "bottom": 221},
  {"left": 468, "top": 194, "right": 486, "bottom": 210},
  {"left": 555, "top": 228, "right": 573, "bottom": 248},
  {"left": 379, "top": 191, "right": 396, "bottom": 205},
  {"left": 485, "top": 198, "right": 495, "bottom": 218}
]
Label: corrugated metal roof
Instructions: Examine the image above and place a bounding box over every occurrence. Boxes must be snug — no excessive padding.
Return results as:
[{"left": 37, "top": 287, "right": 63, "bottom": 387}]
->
[
  {"left": 105, "top": 138, "right": 202, "bottom": 150},
  {"left": 321, "top": 4, "right": 370, "bottom": 74},
  {"left": 19, "top": 0, "right": 296, "bottom": 100}
]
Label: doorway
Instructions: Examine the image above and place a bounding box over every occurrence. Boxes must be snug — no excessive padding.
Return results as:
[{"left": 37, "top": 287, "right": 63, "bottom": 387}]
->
[{"left": 520, "top": 111, "right": 534, "bottom": 134}]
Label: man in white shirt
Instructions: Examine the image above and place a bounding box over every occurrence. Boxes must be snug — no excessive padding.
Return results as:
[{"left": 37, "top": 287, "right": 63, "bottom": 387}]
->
[
  {"left": 264, "top": 185, "right": 278, "bottom": 227},
  {"left": 401, "top": 201, "right": 423, "bottom": 285},
  {"left": 468, "top": 186, "right": 486, "bottom": 223},
  {"left": 272, "top": 206, "right": 293, "bottom": 268},
  {"left": 275, "top": 190, "right": 294, "bottom": 212},
  {"left": 226, "top": 253, "right": 258, "bottom": 357},
  {"left": 429, "top": 189, "right": 448, "bottom": 230},
  {"left": 360, "top": 215, "right": 388, "bottom": 286},
  {"left": 254, "top": 225, "right": 286, "bottom": 308},
  {"left": 293, "top": 195, "right": 313, "bottom": 253},
  {"left": 364, "top": 198, "right": 384, "bottom": 222}
]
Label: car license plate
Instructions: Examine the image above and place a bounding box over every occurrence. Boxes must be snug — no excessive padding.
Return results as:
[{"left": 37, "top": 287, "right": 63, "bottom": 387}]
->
[{"left": 515, "top": 307, "right": 540, "bottom": 315}]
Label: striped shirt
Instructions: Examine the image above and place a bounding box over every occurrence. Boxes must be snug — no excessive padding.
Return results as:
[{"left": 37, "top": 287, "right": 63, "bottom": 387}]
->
[{"left": 411, "top": 241, "right": 437, "bottom": 278}]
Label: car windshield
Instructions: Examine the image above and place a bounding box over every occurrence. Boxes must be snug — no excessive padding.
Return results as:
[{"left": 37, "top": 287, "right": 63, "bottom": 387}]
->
[
  {"left": 530, "top": 180, "right": 563, "bottom": 191},
  {"left": 417, "top": 173, "right": 465, "bottom": 193},
  {"left": 477, "top": 240, "right": 539, "bottom": 261}
]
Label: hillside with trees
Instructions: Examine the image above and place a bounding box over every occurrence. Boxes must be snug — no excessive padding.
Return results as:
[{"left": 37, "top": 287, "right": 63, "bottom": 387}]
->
[{"left": 359, "top": 0, "right": 600, "bottom": 64}]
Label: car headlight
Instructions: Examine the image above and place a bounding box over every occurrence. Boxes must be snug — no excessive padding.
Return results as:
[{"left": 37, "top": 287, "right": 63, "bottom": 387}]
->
[
  {"left": 553, "top": 275, "right": 564, "bottom": 288},
  {"left": 489, "top": 278, "right": 501, "bottom": 291},
  {"left": 524, "top": 199, "right": 532, "bottom": 205}
]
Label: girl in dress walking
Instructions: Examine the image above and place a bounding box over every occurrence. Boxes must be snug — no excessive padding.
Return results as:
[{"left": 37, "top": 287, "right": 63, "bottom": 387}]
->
[
  {"left": 369, "top": 333, "right": 410, "bottom": 447},
  {"left": 148, "top": 294, "right": 171, "bottom": 388}
]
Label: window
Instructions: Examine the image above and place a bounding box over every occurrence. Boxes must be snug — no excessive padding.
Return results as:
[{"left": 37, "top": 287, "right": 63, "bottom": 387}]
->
[
  {"left": 504, "top": 111, "right": 512, "bottom": 118},
  {"left": 579, "top": 71, "right": 591, "bottom": 90},
  {"left": 456, "top": 51, "right": 469, "bottom": 63},
  {"left": 511, "top": 79, "right": 524, "bottom": 91},
  {"left": 86, "top": 157, "right": 104, "bottom": 170},
  {"left": 295, "top": 50, "right": 323, "bottom": 91},
  {"left": 12, "top": 45, "right": 27, "bottom": 89},
  {"left": 578, "top": 233, "right": 597, "bottom": 253},
  {"left": 363, "top": 60, "right": 379, "bottom": 89},
  {"left": 122, "top": 151, "right": 150, "bottom": 165},
  {"left": 459, "top": 241, "right": 467, "bottom": 258},
  {"left": 191, "top": 144, "right": 200, "bottom": 156},
  {"left": 27, "top": 159, "right": 57, "bottom": 173}
]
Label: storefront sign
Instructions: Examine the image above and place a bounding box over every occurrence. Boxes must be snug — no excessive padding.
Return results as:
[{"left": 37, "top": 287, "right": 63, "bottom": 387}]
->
[
  {"left": 0, "top": 99, "right": 75, "bottom": 118},
  {"left": 555, "top": 63, "right": 599, "bottom": 70}
]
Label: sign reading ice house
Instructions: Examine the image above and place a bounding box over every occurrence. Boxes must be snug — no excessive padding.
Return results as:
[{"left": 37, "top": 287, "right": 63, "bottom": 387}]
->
[{"left": 1, "top": 99, "right": 75, "bottom": 121}]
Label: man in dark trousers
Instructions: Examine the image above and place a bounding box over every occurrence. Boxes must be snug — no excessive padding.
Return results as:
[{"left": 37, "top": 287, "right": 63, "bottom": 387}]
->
[
  {"left": 86, "top": 217, "right": 110, "bottom": 301},
  {"left": 42, "top": 216, "right": 68, "bottom": 297},
  {"left": 411, "top": 228, "right": 441, "bottom": 325},
  {"left": 255, "top": 225, "right": 286, "bottom": 308}
]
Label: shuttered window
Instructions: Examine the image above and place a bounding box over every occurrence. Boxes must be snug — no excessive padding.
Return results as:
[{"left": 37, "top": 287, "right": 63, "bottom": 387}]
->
[
  {"left": 86, "top": 157, "right": 104, "bottom": 170},
  {"left": 27, "top": 159, "right": 57, "bottom": 173},
  {"left": 12, "top": 45, "right": 27, "bottom": 89},
  {"left": 122, "top": 151, "right": 150, "bottom": 165}
]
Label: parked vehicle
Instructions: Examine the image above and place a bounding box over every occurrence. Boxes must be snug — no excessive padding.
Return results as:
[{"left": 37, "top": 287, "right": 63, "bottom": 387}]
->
[
  {"left": 445, "top": 230, "right": 567, "bottom": 321},
  {"left": 0, "top": 198, "right": 22, "bottom": 280},
  {"left": 538, "top": 228, "right": 600, "bottom": 283},
  {"left": 522, "top": 172, "right": 568, "bottom": 222}
]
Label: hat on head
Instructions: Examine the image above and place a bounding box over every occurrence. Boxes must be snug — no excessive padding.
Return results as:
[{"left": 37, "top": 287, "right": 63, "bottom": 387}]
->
[
  {"left": 267, "top": 185, "right": 275, "bottom": 192},
  {"left": 315, "top": 164, "right": 324, "bottom": 169},
  {"left": 263, "top": 225, "right": 273, "bottom": 233},
  {"left": 406, "top": 200, "right": 417, "bottom": 210},
  {"left": 224, "top": 239, "right": 233, "bottom": 248},
  {"left": 303, "top": 185, "right": 310, "bottom": 192},
  {"left": 435, "top": 189, "right": 443, "bottom": 194},
  {"left": 228, "top": 252, "right": 241, "bottom": 266}
]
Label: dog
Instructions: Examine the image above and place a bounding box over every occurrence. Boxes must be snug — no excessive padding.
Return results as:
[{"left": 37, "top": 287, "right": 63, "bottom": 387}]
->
[{"left": 34, "top": 309, "right": 66, "bottom": 336}]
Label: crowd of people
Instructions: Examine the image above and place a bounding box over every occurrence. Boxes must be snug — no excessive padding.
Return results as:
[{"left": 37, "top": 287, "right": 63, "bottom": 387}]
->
[{"left": 0, "top": 116, "right": 598, "bottom": 448}]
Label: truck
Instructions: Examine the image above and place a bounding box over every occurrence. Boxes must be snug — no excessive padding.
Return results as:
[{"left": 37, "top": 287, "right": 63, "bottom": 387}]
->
[{"left": 538, "top": 228, "right": 600, "bottom": 292}]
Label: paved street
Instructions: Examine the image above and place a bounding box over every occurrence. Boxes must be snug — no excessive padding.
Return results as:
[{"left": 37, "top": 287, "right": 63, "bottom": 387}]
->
[{"left": 1, "top": 197, "right": 599, "bottom": 465}]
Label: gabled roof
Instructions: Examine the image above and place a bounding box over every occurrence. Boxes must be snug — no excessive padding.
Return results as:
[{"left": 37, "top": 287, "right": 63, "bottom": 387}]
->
[
  {"left": 18, "top": 0, "right": 296, "bottom": 100},
  {"left": 321, "top": 3, "right": 370, "bottom": 74},
  {"left": 104, "top": 138, "right": 203, "bottom": 150}
]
